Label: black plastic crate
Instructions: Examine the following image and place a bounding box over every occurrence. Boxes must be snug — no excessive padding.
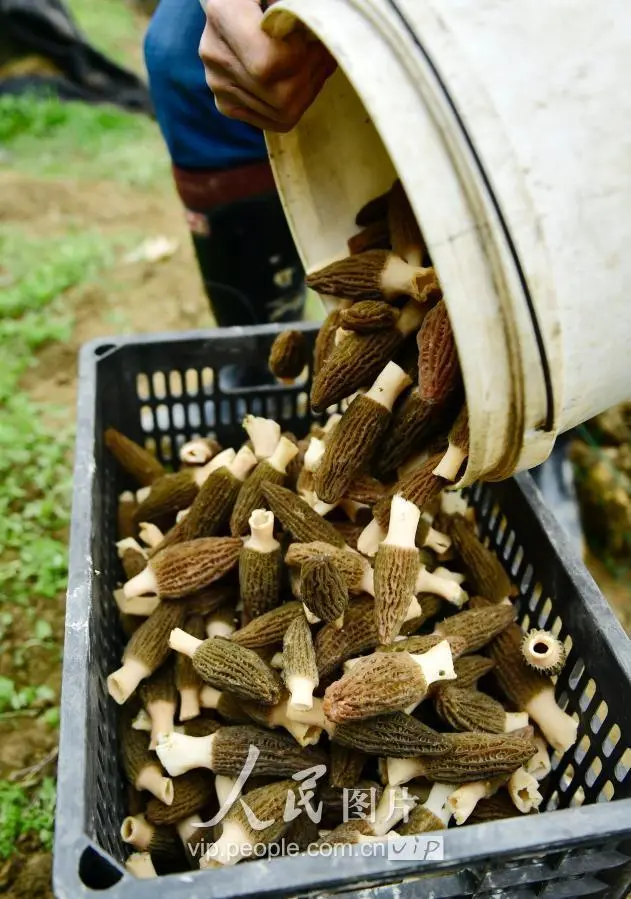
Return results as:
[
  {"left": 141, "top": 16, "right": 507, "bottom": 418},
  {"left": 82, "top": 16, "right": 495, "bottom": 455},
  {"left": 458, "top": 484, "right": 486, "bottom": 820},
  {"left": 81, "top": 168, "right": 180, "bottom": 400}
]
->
[{"left": 54, "top": 324, "right": 631, "bottom": 899}]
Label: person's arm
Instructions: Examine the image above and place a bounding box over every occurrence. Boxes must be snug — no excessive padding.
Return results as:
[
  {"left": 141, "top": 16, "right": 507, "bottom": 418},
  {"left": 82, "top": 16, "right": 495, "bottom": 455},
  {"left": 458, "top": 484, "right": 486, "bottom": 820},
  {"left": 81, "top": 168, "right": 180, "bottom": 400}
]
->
[{"left": 199, "top": 0, "right": 335, "bottom": 132}]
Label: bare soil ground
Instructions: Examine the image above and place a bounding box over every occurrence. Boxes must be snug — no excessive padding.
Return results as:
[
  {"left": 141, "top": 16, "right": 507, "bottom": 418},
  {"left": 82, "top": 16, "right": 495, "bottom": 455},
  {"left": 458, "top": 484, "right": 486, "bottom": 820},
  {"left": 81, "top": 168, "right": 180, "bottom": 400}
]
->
[{"left": 3, "top": 170, "right": 210, "bottom": 409}]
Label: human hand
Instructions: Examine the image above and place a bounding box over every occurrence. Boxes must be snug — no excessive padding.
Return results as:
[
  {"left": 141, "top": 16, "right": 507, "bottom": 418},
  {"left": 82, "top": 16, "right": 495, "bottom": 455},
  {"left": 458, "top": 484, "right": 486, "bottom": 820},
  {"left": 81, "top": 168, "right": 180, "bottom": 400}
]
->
[{"left": 200, "top": 0, "right": 336, "bottom": 132}]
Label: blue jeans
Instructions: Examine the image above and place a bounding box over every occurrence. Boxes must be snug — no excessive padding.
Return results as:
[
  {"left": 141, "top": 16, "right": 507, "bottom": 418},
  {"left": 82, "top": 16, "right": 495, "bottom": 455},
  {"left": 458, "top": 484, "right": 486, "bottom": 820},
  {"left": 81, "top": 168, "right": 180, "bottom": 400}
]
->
[{"left": 144, "top": 0, "right": 267, "bottom": 170}]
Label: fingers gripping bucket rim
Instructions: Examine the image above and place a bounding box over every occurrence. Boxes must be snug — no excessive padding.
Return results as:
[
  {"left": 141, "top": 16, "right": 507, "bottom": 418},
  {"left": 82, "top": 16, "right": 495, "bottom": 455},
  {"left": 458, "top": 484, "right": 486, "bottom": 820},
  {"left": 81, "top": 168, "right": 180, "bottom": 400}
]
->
[{"left": 263, "top": 0, "right": 559, "bottom": 485}]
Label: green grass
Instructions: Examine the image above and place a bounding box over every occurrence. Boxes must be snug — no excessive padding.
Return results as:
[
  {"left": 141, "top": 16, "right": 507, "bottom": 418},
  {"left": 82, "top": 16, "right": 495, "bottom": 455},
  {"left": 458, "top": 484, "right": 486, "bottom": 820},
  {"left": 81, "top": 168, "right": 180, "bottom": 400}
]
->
[
  {"left": 0, "top": 0, "right": 160, "bottom": 871},
  {"left": 66, "top": 0, "right": 145, "bottom": 70},
  {"left": 0, "top": 227, "right": 121, "bottom": 863},
  {"left": 0, "top": 678, "right": 56, "bottom": 717},
  {"left": 0, "top": 93, "right": 168, "bottom": 186},
  {"left": 0, "top": 0, "right": 169, "bottom": 186},
  {"left": 0, "top": 778, "right": 56, "bottom": 859},
  {"left": 0, "top": 228, "right": 120, "bottom": 614}
]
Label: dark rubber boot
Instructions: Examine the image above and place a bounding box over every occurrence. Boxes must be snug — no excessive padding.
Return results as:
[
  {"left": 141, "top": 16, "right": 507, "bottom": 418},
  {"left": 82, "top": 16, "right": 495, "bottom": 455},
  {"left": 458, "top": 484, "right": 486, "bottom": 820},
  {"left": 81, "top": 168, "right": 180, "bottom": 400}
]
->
[
  {"left": 187, "top": 192, "right": 305, "bottom": 327},
  {"left": 173, "top": 161, "right": 305, "bottom": 328}
]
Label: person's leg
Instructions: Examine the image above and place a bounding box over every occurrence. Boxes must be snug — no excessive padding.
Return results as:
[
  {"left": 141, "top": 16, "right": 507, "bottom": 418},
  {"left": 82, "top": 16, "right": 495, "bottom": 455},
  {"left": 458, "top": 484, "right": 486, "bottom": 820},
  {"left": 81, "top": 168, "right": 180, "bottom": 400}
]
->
[{"left": 144, "top": 0, "right": 304, "bottom": 326}]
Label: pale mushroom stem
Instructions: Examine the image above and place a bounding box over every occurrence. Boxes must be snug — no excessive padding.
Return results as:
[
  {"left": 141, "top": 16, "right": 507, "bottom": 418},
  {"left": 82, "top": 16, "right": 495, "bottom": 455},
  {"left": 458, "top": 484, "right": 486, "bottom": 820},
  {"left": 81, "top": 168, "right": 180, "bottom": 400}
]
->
[
  {"left": 411, "top": 640, "right": 456, "bottom": 685},
  {"left": 131, "top": 708, "right": 152, "bottom": 732},
  {"left": 386, "top": 756, "right": 425, "bottom": 786},
  {"left": 107, "top": 657, "right": 151, "bottom": 704},
  {"left": 312, "top": 496, "right": 338, "bottom": 517},
  {"left": 229, "top": 445, "right": 258, "bottom": 481},
  {"left": 285, "top": 697, "right": 335, "bottom": 736},
  {"left": 148, "top": 699, "right": 176, "bottom": 749},
  {"left": 176, "top": 814, "right": 204, "bottom": 846},
  {"left": 372, "top": 785, "right": 418, "bottom": 835},
  {"left": 504, "top": 711, "right": 530, "bottom": 732},
  {"left": 522, "top": 630, "right": 565, "bottom": 673},
  {"left": 302, "top": 604, "right": 320, "bottom": 625},
  {"left": 424, "top": 782, "right": 456, "bottom": 826},
  {"left": 357, "top": 517, "right": 386, "bottom": 557},
  {"left": 156, "top": 732, "right": 215, "bottom": 777},
  {"left": 121, "top": 595, "right": 160, "bottom": 617},
  {"left": 358, "top": 566, "right": 375, "bottom": 596},
  {"left": 120, "top": 815, "right": 154, "bottom": 850},
  {"left": 180, "top": 438, "right": 214, "bottom": 466},
  {"left": 322, "top": 413, "right": 342, "bottom": 434},
  {"left": 304, "top": 437, "right": 326, "bottom": 472},
  {"left": 508, "top": 767, "right": 543, "bottom": 813},
  {"left": 380, "top": 254, "right": 425, "bottom": 300},
  {"left": 525, "top": 687, "right": 578, "bottom": 753},
  {"left": 116, "top": 537, "right": 147, "bottom": 558},
  {"left": 243, "top": 415, "right": 281, "bottom": 460},
  {"left": 123, "top": 566, "right": 158, "bottom": 599},
  {"left": 366, "top": 361, "right": 411, "bottom": 412},
  {"left": 440, "top": 490, "right": 469, "bottom": 517},
  {"left": 199, "top": 685, "right": 223, "bottom": 709},
  {"left": 178, "top": 686, "right": 201, "bottom": 722},
  {"left": 433, "top": 566, "right": 465, "bottom": 585},
  {"left": 113, "top": 588, "right": 127, "bottom": 614},
  {"left": 245, "top": 509, "right": 279, "bottom": 554},
  {"left": 125, "top": 852, "right": 157, "bottom": 879},
  {"left": 404, "top": 595, "right": 423, "bottom": 622},
  {"left": 137, "top": 522, "right": 164, "bottom": 548},
  {"left": 416, "top": 567, "right": 466, "bottom": 605},
  {"left": 423, "top": 527, "right": 451, "bottom": 555},
  {"left": 269, "top": 436, "right": 300, "bottom": 473},
  {"left": 206, "top": 612, "right": 236, "bottom": 639},
  {"left": 195, "top": 448, "right": 237, "bottom": 484},
  {"left": 215, "top": 774, "right": 239, "bottom": 809},
  {"left": 135, "top": 765, "right": 174, "bottom": 805},
  {"left": 169, "top": 627, "right": 203, "bottom": 658},
  {"left": 433, "top": 443, "right": 468, "bottom": 481},
  {"left": 396, "top": 298, "right": 426, "bottom": 335},
  {"left": 286, "top": 675, "right": 317, "bottom": 712},
  {"left": 447, "top": 781, "right": 492, "bottom": 825},
  {"left": 283, "top": 719, "right": 322, "bottom": 747},
  {"left": 383, "top": 495, "right": 420, "bottom": 550},
  {"left": 525, "top": 733, "right": 552, "bottom": 781}
]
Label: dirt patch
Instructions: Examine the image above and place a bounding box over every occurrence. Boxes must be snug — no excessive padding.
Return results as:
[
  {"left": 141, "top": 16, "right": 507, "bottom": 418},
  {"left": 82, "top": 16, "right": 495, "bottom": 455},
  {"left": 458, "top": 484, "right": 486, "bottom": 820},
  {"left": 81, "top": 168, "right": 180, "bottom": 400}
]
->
[
  {"left": 1, "top": 852, "right": 52, "bottom": 899},
  {"left": 3, "top": 170, "right": 211, "bottom": 408},
  {"left": 0, "top": 597, "right": 64, "bottom": 778},
  {"left": 0, "top": 171, "right": 176, "bottom": 234}
]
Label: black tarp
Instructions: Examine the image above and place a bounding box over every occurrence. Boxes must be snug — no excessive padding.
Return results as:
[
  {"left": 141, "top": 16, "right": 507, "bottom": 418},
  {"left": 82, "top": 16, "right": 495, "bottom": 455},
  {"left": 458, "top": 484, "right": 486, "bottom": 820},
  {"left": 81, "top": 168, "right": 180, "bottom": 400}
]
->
[{"left": 0, "top": 0, "right": 152, "bottom": 113}]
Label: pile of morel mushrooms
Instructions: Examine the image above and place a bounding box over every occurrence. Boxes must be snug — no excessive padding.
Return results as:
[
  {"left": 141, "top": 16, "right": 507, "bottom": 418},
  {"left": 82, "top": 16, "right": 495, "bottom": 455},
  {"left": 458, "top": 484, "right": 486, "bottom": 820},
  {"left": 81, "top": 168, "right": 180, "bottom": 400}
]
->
[{"left": 106, "top": 180, "right": 577, "bottom": 879}]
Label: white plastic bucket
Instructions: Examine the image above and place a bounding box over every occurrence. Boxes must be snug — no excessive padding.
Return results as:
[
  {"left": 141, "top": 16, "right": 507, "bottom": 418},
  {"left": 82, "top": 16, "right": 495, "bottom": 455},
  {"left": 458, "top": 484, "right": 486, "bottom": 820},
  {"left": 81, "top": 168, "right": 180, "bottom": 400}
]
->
[{"left": 263, "top": 0, "right": 631, "bottom": 484}]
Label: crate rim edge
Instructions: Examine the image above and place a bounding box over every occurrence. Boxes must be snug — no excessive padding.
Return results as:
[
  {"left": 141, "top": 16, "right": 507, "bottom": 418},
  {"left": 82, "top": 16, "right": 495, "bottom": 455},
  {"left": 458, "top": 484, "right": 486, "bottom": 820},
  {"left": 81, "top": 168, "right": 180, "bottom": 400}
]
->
[
  {"left": 79, "top": 321, "right": 321, "bottom": 359},
  {"left": 53, "top": 799, "right": 631, "bottom": 898}
]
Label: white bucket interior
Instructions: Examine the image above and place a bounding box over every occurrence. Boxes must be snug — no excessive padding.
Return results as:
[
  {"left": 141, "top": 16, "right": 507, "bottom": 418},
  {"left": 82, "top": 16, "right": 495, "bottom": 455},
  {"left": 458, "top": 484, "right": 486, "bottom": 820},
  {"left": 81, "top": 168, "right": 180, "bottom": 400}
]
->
[
  {"left": 265, "top": 0, "right": 631, "bottom": 484},
  {"left": 265, "top": 1, "right": 542, "bottom": 484}
]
